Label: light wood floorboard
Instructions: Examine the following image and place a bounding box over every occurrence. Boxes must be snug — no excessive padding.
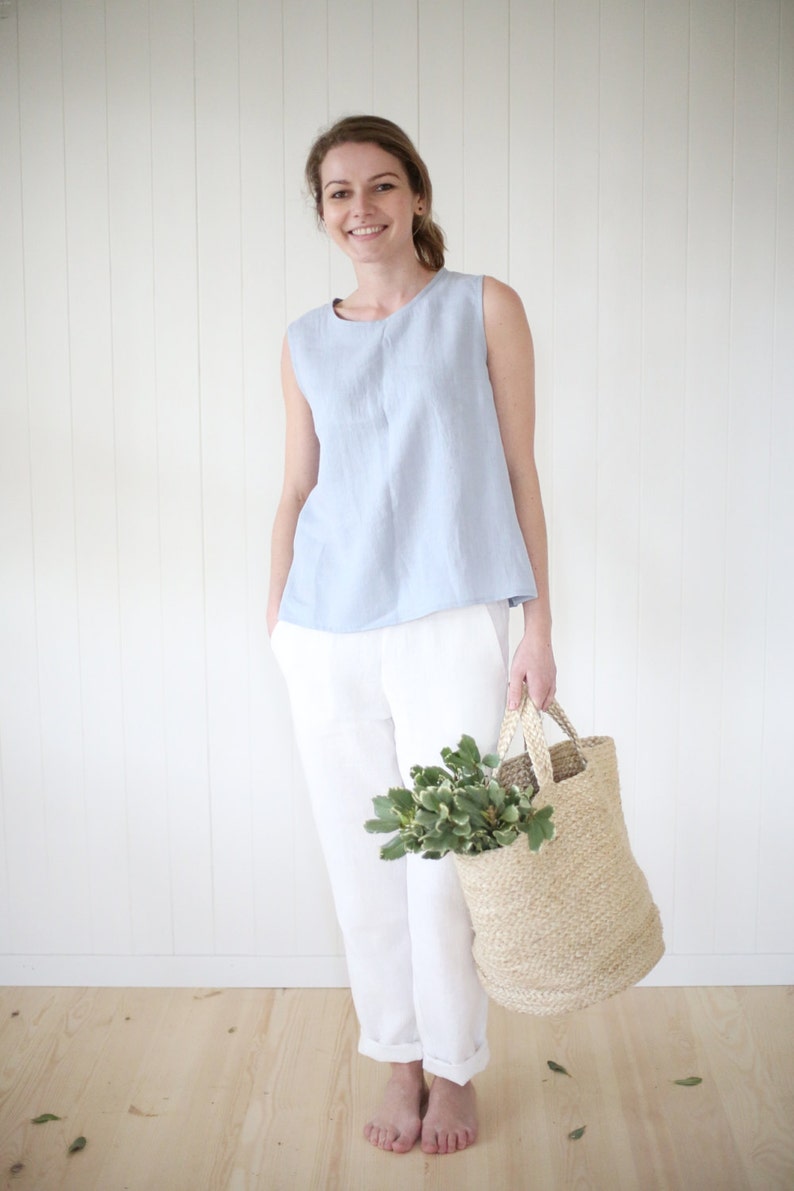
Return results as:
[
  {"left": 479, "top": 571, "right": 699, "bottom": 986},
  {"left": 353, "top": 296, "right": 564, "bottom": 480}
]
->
[{"left": 0, "top": 986, "right": 791, "bottom": 1189}]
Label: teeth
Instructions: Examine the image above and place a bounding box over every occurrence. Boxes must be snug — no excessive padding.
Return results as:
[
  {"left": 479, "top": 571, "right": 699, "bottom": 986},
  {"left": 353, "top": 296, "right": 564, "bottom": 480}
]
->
[{"left": 350, "top": 226, "right": 384, "bottom": 237}]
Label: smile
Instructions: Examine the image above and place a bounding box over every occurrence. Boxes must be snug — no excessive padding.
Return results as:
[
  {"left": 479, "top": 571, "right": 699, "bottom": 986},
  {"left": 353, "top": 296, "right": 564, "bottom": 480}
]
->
[{"left": 349, "top": 226, "right": 385, "bottom": 237}]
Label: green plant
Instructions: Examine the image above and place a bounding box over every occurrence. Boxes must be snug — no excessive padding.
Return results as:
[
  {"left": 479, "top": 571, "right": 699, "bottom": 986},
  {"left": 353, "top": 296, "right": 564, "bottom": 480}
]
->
[{"left": 364, "top": 734, "right": 555, "bottom": 861}]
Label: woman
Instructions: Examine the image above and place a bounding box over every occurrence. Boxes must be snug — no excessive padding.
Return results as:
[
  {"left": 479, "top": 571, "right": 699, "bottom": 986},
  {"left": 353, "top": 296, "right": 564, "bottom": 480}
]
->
[{"left": 268, "top": 115, "right": 556, "bottom": 1156}]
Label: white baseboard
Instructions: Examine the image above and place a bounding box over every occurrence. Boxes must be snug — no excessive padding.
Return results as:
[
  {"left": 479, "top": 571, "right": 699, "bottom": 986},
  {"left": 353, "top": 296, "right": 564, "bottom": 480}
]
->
[
  {"left": 0, "top": 955, "right": 351, "bottom": 988},
  {"left": 641, "top": 953, "right": 794, "bottom": 986},
  {"left": 0, "top": 953, "right": 792, "bottom": 988}
]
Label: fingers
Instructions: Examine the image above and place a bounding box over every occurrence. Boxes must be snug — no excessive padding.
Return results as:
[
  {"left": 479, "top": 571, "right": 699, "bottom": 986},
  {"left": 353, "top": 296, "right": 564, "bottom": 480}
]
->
[
  {"left": 507, "top": 673, "right": 525, "bottom": 710},
  {"left": 508, "top": 672, "right": 557, "bottom": 712}
]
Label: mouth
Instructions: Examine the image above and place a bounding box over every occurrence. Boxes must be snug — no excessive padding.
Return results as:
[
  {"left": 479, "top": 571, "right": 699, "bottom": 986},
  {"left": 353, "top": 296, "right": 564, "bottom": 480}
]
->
[{"left": 348, "top": 225, "right": 386, "bottom": 238}]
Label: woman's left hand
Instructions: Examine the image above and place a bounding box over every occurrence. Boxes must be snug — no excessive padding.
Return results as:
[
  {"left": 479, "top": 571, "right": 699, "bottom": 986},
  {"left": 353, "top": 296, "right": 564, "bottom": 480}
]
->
[{"left": 508, "top": 627, "right": 557, "bottom": 712}]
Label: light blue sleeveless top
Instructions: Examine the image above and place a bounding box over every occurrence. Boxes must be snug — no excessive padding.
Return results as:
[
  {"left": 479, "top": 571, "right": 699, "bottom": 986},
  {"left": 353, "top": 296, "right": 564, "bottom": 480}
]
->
[{"left": 279, "top": 268, "right": 537, "bottom": 632}]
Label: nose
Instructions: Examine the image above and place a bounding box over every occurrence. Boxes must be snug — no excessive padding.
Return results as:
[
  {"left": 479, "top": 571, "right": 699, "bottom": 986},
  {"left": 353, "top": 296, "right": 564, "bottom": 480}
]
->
[{"left": 351, "top": 188, "right": 374, "bottom": 218}]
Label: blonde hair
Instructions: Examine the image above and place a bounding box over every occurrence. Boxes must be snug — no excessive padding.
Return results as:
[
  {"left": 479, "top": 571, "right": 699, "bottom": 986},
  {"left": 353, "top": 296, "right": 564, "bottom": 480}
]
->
[{"left": 305, "top": 115, "right": 446, "bottom": 272}]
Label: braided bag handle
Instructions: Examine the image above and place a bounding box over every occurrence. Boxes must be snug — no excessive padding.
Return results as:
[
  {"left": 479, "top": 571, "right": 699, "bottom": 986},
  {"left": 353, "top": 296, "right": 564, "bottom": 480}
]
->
[{"left": 495, "top": 690, "right": 586, "bottom": 789}]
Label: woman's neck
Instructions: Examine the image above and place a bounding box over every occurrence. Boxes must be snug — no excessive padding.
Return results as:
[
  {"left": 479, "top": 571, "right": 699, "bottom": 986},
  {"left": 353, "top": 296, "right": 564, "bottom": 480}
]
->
[{"left": 339, "top": 259, "right": 437, "bottom": 320}]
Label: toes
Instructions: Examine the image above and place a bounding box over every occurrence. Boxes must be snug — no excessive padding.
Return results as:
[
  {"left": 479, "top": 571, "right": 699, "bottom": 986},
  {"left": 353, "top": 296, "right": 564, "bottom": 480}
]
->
[{"left": 421, "top": 1127, "right": 440, "bottom": 1154}]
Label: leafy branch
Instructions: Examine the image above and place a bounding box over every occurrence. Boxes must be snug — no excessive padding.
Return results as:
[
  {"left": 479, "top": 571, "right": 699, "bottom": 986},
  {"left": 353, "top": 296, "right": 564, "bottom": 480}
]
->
[{"left": 364, "top": 734, "right": 555, "bottom": 860}]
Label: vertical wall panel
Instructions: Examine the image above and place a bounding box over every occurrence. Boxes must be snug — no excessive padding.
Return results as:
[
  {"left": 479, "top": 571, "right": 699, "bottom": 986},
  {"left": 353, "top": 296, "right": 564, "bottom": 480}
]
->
[
  {"left": 507, "top": 0, "right": 555, "bottom": 505},
  {"left": 632, "top": 0, "right": 689, "bottom": 925},
  {"left": 149, "top": 0, "right": 214, "bottom": 957},
  {"left": 282, "top": 0, "right": 330, "bottom": 323},
  {"left": 757, "top": 0, "right": 794, "bottom": 955},
  {"left": 61, "top": 1, "right": 131, "bottom": 954},
  {"left": 105, "top": 0, "right": 171, "bottom": 955},
  {"left": 194, "top": 0, "right": 255, "bottom": 955},
  {"left": 462, "top": 0, "right": 509, "bottom": 277},
  {"left": 18, "top": 0, "right": 91, "bottom": 953},
  {"left": 550, "top": 0, "right": 600, "bottom": 729},
  {"left": 0, "top": 2, "right": 43, "bottom": 957},
  {"left": 714, "top": 0, "right": 779, "bottom": 954},
  {"left": 238, "top": 0, "right": 296, "bottom": 958},
  {"left": 418, "top": 0, "right": 464, "bottom": 268},
  {"left": 594, "top": 0, "right": 644, "bottom": 829},
  {"left": 675, "top": 0, "right": 734, "bottom": 954},
  {"left": 373, "top": 0, "right": 419, "bottom": 134}
]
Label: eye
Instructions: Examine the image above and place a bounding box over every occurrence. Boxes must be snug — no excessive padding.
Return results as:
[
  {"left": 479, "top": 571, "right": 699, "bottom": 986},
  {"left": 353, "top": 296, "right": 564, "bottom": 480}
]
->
[
  {"left": 329, "top": 189, "right": 350, "bottom": 200},
  {"left": 375, "top": 182, "right": 395, "bottom": 192}
]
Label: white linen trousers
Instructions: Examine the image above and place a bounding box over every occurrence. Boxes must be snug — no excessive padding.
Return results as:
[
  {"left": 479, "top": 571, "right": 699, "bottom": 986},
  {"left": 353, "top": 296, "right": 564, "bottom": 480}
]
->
[{"left": 270, "top": 601, "right": 510, "bottom": 1086}]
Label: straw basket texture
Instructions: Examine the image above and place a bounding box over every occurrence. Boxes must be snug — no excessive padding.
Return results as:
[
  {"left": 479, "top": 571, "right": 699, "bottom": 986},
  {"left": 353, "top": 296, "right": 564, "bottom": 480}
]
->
[{"left": 453, "top": 695, "right": 664, "bottom": 1015}]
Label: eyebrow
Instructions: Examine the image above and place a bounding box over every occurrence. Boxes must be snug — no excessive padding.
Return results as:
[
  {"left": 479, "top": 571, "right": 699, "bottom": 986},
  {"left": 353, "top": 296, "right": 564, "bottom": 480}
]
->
[{"left": 322, "top": 171, "right": 401, "bottom": 192}]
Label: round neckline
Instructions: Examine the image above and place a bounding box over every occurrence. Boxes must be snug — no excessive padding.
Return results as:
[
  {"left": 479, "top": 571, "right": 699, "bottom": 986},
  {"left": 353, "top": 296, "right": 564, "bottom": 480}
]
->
[{"left": 329, "top": 267, "right": 446, "bottom": 324}]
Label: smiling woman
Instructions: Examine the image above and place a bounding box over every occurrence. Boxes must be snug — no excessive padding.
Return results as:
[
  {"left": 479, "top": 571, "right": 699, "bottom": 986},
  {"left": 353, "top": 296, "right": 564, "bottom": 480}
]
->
[
  {"left": 267, "top": 114, "right": 556, "bottom": 1157},
  {"left": 318, "top": 144, "right": 425, "bottom": 281},
  {"left": 304, "top": 114, "right": 446, "bottom": 274}
]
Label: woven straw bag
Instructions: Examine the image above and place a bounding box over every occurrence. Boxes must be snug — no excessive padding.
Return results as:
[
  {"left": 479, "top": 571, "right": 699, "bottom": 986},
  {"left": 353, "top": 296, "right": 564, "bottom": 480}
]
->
[{"left": 453, "top": 694, "right": 664, "bottom": 1015}]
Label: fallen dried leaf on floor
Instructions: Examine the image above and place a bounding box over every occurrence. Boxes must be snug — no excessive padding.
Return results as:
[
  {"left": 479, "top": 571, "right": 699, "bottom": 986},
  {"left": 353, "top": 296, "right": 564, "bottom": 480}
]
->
[
  {"left": 68, "top": 1137, "right": 87, "bottom": 1154},
  {"left": 568, "top": 1126, "right": 586, "bottom": 1140},
  {"left": 673, "top": 1076, "right": 703, "bottom": 1086},
  {"left": 547, "top": 1060, "right": 571, "bottom": 1076},
  {"left": 31, "top": 1114, "right": 61, "bottom": 1124}
]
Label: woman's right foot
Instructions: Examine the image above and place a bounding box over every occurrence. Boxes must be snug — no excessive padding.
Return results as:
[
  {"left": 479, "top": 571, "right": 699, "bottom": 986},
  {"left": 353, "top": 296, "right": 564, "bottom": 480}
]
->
[{"left": 363, "top": 1061, "right": 428, "bottom": 1153}]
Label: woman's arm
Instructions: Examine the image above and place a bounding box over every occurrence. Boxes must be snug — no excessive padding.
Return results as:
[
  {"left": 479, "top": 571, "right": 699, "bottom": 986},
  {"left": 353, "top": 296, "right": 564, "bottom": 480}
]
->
[
  {"left": 482, "top": 276, "right": 557, "bottom": 710},
  {"left": 267, "top": 335, "right": 320, "bottom": 635}
]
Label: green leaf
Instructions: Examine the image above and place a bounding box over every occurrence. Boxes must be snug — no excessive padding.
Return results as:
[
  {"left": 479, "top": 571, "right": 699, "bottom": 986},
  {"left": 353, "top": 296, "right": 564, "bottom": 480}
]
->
[
  {"left": 493, "top": 829, "right": 518, "bottom": 847},
  {"left": 32, "top": 1114, "right": 61, "bottom": 1124},
  {"left": 568, "top": 1126, "right": 586, "bottom": 1140},
  {"left": 458, "top": 734, "right": 481, "bottom": 762},
  {"left": 482, "top": 753, "right": 500, "bottom": 769},
  {"left": 547, "top": 1060, "right": 570, "bottom": 1076},
  {"left": 418, "top": 765, "right": 452, "bottom": 786},
  {"left": 370, "top": 796, "right": 402, "bottom": 822},
  {"left": 500, "top": 803, "right": 520, "bottom": 823},
  {"left": 380, "top": 836, "right": 407, "bottom": 861},
  {"left": 526, "top": 821, "right": 545, "bottom": 852},
  {"left": 526, "top": 812, "right": 556, "bottom": 852},
  {"left": 364, "top": 817, "right": 401, "bottom": 834},
  {"left": 418, "top": 790, "right": 441, "bottom": 812},
  {"left": 68, "top": 1137, "right": 87, "bottom": 1154},
  {"left": 456, "top": 792, "right": 489, "bottom": 816},
  {"left": 388, "top": 786, "right": 416, "bottom": 812},
  {"left": 673, "top": 1076, "right": 703, "bottom": 1086}
]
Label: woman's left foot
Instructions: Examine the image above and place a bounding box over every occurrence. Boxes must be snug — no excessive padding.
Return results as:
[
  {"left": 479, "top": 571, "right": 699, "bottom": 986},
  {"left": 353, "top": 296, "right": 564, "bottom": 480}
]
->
[{"left": 421, "top": 1077, "right": 478, "bottom": 1154}]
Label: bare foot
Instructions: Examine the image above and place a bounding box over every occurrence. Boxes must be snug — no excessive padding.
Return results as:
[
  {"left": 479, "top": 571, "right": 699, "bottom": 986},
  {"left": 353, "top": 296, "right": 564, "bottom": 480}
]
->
[
  {"left": 363, "top": 1061, "right": 428, "bottom": 1153},
  {"left": 421, "top": 1077, "right": 478, "bottom": 1154}
]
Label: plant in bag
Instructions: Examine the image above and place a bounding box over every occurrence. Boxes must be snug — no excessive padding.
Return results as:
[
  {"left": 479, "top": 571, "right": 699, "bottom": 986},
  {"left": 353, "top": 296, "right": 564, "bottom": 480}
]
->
[{"left": 364, "top": 733, "right": 555, "bottom": 860}]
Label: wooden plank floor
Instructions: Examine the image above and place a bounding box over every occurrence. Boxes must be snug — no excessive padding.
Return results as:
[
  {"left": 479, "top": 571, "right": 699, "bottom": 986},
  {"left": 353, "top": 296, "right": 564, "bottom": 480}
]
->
[{"left": 0, "top": 986, "right": 791, "bottom": 1190}]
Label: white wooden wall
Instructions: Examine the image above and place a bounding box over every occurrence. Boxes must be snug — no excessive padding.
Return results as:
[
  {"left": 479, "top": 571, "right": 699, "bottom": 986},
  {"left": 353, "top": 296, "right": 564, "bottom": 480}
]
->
[{"left": 0, "top": 0, "right": 791, "bottom": 987}]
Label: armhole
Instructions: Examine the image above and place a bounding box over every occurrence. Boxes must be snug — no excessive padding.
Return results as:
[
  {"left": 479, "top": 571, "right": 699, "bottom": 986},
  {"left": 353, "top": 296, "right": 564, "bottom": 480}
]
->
[{"left": 475, "top": 273, "right": 490, "bottom": 365}]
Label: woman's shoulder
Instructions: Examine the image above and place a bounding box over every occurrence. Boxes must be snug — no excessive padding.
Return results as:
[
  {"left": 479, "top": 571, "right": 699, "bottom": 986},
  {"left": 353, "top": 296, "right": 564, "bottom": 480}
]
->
[{"left": 481, "top": 275, "right": 528, "bottom": 324}]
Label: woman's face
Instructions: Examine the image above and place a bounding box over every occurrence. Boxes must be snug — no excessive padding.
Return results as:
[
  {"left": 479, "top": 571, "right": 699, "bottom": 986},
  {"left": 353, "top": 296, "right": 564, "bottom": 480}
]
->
[{"left": 318, "top": 141, "right": 424, "bottom": 267}]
